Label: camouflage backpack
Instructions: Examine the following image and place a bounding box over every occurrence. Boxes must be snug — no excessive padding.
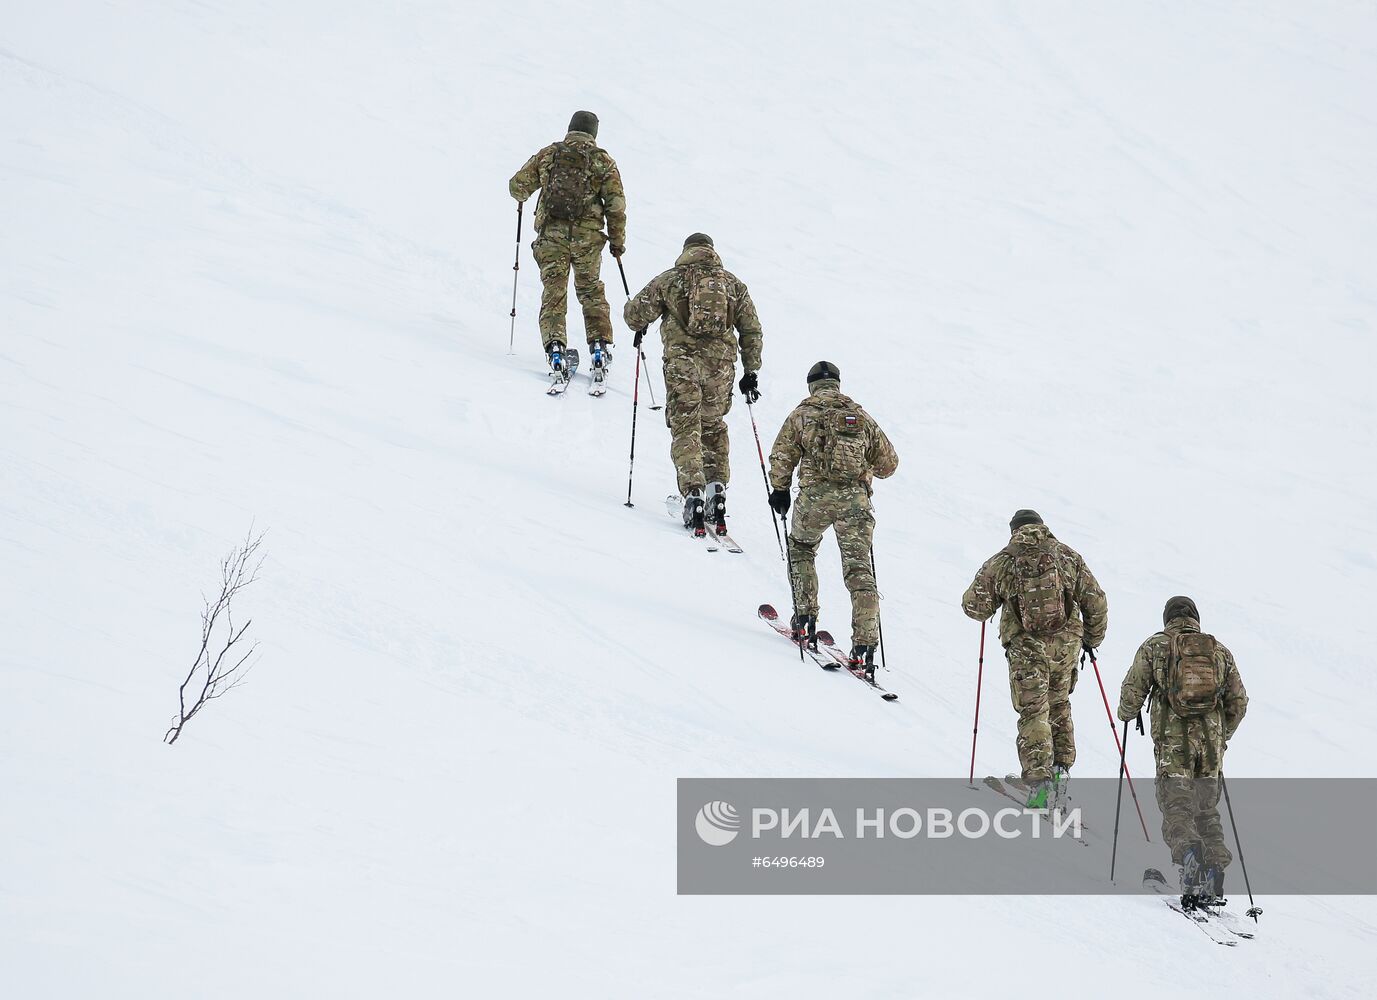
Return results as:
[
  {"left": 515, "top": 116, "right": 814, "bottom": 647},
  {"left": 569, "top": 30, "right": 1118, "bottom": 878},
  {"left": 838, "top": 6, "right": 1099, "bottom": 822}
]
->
[
  {"left": 679, "top": 263, "right": 734, "bottom": 339},
  {"left": 543, "top": 142, "right": 595, "bottom": 221},
  {"left": 1164, "top": 632, "right": 1224, "bottom": 717},
  {"left": 811, "top": 400, "right": 870, "bottom": 484},
  {"left": 1006, "top": 538, "right": 1069, "bottom": 637}
]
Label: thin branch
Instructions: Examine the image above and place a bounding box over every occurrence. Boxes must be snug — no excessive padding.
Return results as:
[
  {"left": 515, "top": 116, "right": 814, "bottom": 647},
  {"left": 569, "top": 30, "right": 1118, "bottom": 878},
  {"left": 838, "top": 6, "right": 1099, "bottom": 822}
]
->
[{"left": 165, "top": 528, "right": 266, "bottom": 745}]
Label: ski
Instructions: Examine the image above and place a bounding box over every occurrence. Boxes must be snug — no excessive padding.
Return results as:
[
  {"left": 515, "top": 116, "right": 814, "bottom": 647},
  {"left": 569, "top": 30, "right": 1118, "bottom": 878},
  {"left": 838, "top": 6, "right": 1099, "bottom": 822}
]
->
[
  {"left": 664, "top": 495, "right": 717, "bottom": 550},
  {"left": 547, "top": 348, "right": 581, "bottom": 396},
  {"left": 708, "top": 524, "right": 744, "bottom": 554},
  {"left": 663, "top": 495, "right": 743, "bottom": 552},
  {"left": 1165, "top": 901, "right": 1238, "bottom": 947},
  {"left": 758, "top": 604, "right": 839, "bottom": 670},
  {"left": 813, "top": 640, "right": 899, "bottom": 701},
  {"left": 1142, "top": 869, "right": 1242, "bottom": 946},
  {"left": 1005, "top": 773, "right": 1089, "bottom": 830},
  {"left": 981, "top": 775, "right": 1026, "bottom": 807},
  {"left": 1210, "top": 905, "right": 1259, "bottom": 940},
  {"left": 759, "top": 605, "right": 896, "bottom": 703},
  {"left": 1142, "top": 869, "right": 1256, "bottom": 940},
  {"left": 979, "top": 777, "right": 1088, "bottom": 846}
]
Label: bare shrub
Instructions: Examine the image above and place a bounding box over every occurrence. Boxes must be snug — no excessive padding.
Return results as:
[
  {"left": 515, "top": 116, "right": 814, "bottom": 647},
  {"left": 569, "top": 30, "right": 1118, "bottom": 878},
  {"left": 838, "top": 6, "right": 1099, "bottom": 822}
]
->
[{"left": 165, "top": 529, "right": 265, "bottom": 745}]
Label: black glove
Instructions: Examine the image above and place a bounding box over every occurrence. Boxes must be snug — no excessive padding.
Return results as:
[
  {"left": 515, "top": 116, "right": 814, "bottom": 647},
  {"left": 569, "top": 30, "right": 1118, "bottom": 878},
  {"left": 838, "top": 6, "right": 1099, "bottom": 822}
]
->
[
  {"left": 610, "top": 244, "right": 625, "bottom": 258},
  {"left": 769, "top": 488, "right": 791, "bottom": 516},
  {"left": 1081, "top": 642, "right": 1098, "bottom": 660},
  {"left": 739, "top": 370, "right": 760, "bottom": 403},
  {"left": 633, "top": 329, "right": 645, "bottom": 348}
]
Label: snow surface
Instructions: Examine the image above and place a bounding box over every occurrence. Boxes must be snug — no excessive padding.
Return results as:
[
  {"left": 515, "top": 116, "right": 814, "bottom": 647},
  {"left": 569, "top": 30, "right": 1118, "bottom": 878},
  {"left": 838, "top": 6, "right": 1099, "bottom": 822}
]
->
[{"left": 3, "top": 1, "right": 1375, "bottom": 996}]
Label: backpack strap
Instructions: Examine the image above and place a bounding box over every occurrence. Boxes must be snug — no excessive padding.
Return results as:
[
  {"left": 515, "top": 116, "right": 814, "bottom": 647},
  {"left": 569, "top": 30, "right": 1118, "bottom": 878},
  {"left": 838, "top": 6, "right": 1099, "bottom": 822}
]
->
[
  {"left": 1145, "top": 631, "right": 1170, "bottom": 704},
  {"left": 673, "top": 263, "right": 694, "bottom": 328}
]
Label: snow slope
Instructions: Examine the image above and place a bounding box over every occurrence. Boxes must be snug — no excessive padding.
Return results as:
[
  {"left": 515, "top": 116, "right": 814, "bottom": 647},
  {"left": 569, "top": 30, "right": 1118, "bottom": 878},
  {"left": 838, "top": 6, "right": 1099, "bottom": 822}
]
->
[{"left": 2, "top": 1, "right": 1375, "bottom": 996}]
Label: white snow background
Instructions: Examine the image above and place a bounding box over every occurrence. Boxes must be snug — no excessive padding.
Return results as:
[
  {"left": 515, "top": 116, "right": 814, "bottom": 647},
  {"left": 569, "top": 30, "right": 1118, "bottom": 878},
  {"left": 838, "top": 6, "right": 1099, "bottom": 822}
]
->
[{"left": 2, "top": 1, "right": 1375, "bottom": 996}]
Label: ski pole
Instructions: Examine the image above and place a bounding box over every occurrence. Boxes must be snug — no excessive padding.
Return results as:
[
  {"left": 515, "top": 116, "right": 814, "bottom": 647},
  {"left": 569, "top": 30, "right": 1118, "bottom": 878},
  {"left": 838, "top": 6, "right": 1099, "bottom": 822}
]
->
[
  {"left": 643, "top": 353, "right": 661, "bottom": 411},
  {"left": 1110, "top": 718, "right": 1129, "bottom": 881},
  {"left": 779, "top": 510, "right": 803, "bottom": 663},
  {"left": 968, "top": 622, "right": 985, "bottom": 785},
  {"left": 1086, "top": 650, "right": 1151, "bottom": 841},
  {"left": 615, "top": 256, "right": 661, "bottom": 411},
  {"left": 745, "top": 397, "right": 801, "bottom": 659},
  {"left": 869, "top": 546, "right": 888, "bottom": 672},
  {"left": 623, "top": 332, "right": 644, "bottom": 508},
  {"left": 507, "top": 203, "right": 522, "bottom": 355},
  {"left": 746, "top": 399, "right": 785, "bottom": 562},
  {"left": 1220, "top": 773, "right": 1262, "bottom": 921}
]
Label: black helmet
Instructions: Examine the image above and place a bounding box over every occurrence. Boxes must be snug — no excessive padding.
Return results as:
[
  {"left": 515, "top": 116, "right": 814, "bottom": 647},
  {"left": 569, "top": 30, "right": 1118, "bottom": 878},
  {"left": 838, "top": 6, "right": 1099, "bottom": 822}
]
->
[
  {"left": 807, "top": 361, "right": 840, "bottom": 384},
  {"left": 1163, "top": 596, "right": 1200, "bottom": 625},
  {"left": 568, "top": 111, "right": 599, "bottom": 137}
]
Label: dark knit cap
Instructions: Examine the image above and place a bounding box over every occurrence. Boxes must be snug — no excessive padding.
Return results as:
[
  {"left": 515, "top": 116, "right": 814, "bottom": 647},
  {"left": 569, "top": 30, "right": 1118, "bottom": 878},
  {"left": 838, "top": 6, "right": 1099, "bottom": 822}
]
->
[
  {"left": 807, "top": 361, "right": 841, "bottom": 384},
  {"left": 683, "top": 232, "right": 714, "bottom": 249},
  {"left": 568, "top": 111, "right": 599, "bottom": 137},
  {"left": 1009, "top": 509, "right": 1044, "bottom": 531},
  {"left": 1164, "top": 595, "right": 1200, "bottom": 625}
]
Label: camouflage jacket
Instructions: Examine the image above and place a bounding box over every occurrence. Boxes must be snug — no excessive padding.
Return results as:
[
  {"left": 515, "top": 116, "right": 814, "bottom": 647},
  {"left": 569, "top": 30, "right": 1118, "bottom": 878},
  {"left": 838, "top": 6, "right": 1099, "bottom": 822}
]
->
[
  {"left": 622, "top": 245, "right": 763, "bottom": 370},
  {"left": 508, "top": 131, "right": 627, "bottom": 245},
  {"left": 1117, "top": 616, "right": 1248, "bottom": 753},
  {"left": 768, "top": 380, "right": 898, "bottom": 493},
  {"left": 961, "top": 524, "right": 1108, "bottom": 648}
]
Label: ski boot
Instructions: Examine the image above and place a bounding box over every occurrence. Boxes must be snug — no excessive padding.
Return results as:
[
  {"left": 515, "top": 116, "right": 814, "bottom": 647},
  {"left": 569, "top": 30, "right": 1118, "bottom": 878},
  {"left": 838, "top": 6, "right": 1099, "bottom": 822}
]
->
[
  {"left": 589, "top": 340, "right": 612, "bottom": 390},
  {"left": 790, "top": 612, "right": 818, "bottom": 652},
  {"left": 705, "top": 482, "right": 727, "bottom": 536},
  {"left": 1178, "top": 845, "right": 1206, "bottom": 909},
  {"left": 1199, "top": 864, "right": 1226, "bottom": 908},
  {"left": 682, "top": 488, "right": 706, "bottom": 537},
  {"left": 1024, "top": 778, "right": 1053, "bottom": 811},
  {"left": 546, "top": 341, "right": 570, "bottom": 385},
  {"left": 848, "top": 644, "right": 876, "bottom": 681},
  {"left": 1052, "top": 765, "right": 1071, "bottom": 814}
]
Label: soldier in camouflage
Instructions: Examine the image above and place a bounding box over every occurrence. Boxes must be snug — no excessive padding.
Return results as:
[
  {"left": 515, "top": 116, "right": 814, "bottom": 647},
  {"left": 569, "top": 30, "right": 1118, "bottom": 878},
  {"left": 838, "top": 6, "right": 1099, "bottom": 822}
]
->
[
  {"left": 961, "top": 510, "right": 1108, "bottom": 808},
  {"left": 1118, "top": 596, "right": 1248, "bottom": 902},
  {"left": 509, "top": 111, "right": 627, "bottom": 372},
  {"left": 623, "top": 233, "right": 763, "bottom": 534},
  {"left": 768, "top": 362, "right": 899, "bottom": 671}
]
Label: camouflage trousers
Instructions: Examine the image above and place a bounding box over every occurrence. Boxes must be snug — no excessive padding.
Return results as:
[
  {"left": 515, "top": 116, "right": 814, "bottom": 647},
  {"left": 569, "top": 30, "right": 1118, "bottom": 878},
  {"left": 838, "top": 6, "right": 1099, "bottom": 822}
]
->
[
  {"left": 1154, "top": 725, "right": 1231, "bottom": 867},
  {"left": 788, "top": 484, "right": 878, "bottom": 647},
  {"left": 664, "top": 351, "right": 735, "bottom": 496},
  {"left": 1005, "top": 632, "right": 1079, "bottom": 783},
  {"left": 531, "top": 224, "right": 613, "bottom": 350}
]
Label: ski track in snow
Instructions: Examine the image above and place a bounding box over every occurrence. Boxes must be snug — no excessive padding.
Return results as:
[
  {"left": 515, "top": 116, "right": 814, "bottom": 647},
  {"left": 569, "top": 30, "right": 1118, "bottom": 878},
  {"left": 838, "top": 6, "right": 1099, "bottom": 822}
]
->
[{"left": 2, "top": 2, "right": 1376, "bottom": 997}]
